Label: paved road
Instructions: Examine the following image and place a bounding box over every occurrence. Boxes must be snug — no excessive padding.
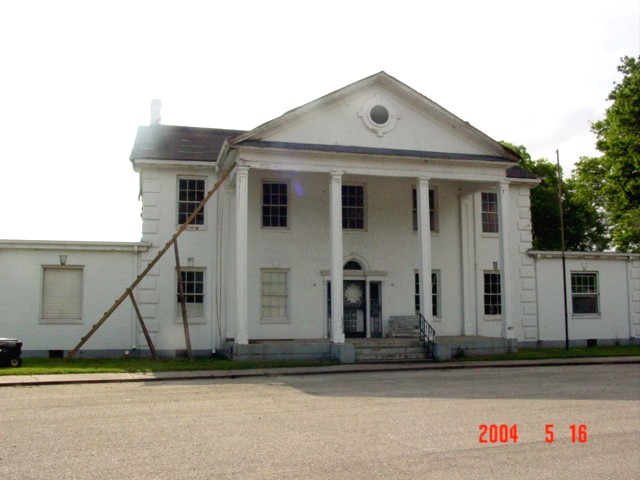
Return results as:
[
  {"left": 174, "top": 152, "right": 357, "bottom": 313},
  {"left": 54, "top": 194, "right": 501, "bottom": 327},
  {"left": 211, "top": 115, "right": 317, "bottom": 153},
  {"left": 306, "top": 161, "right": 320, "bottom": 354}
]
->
[{"left": 1, "top": 364, "right": 638, "bottom": 479}]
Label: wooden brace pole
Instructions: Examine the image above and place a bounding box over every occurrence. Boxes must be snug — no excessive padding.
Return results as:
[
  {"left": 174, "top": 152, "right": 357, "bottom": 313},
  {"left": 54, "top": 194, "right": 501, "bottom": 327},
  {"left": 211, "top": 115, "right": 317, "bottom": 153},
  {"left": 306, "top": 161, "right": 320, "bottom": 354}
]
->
[
  {"left": 129, "top": 292, "right": 159, "bottom": 360},
  {"left": 64, "top": 164, "right": 236, "bottom": 361},
  {"left": 174, "top": 241, "right": 193, "bottom": 361}
]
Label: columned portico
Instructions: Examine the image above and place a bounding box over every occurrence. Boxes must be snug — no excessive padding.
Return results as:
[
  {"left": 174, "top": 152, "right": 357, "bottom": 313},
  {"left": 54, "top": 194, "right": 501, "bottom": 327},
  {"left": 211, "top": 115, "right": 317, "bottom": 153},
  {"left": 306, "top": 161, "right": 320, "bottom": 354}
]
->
[
  {"left": 417, "top": 177, "right": 433, "bottom": 326},
  {"left": 498, "top": 180, "right": 514, "bottom": 338},
  {"left": 235, "top": 165, "right": 250, "bottom": 345},
  {"left": 329, "top": 171, "right": 346, "bottom": 343}
]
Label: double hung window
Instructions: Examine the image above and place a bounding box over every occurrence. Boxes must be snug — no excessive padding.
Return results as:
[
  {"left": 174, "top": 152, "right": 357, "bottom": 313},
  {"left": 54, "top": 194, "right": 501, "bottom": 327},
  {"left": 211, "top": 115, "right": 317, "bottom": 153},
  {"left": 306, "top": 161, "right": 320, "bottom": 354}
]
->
[
  {"left": 262, "top": 182, "right": 288, "bottom": 228},
  {"left": 481, "top": 192, "right": 499, "bottom": 233},
  {"left": 414, "top": 271, "right": 440, "bottom": 317},
  {"left": 571, "top": 272, "right": 599, "bottom": 315},
  {"left": 412, "top": 188, "right": 438, "bottom": 232},
  {"left": 342, "top": 185, "right": 365, "bottom": 230},
  {"left": 483, "top": 272, "right": 501, "bottom": 316},
  {"left": 176, "top": 269, "right": 205, "bottom": 319},
  {"left": 178, "top": 178, "right": 206, "bottom": 226}
]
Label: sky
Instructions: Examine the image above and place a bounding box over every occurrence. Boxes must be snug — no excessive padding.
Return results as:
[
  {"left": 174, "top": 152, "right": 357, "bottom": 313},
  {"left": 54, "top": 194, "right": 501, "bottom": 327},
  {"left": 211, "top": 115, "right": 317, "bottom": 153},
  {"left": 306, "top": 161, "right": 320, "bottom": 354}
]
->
[{"left": 0, "top": 0, "right": 638, "bottom": 242}]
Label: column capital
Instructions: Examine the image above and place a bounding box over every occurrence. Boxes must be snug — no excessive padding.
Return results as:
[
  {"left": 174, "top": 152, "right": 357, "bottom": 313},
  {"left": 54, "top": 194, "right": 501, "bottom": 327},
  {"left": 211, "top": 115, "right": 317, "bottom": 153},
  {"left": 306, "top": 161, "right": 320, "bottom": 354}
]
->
[
  {"left": 236, "top": 164, "right": 250, "bottom": 175},
  {"left": 330, "top": 171, "right": 344, "bottom": 180},
  {"left": 418, "top": 176, "right": 431, "bottom": 187}
]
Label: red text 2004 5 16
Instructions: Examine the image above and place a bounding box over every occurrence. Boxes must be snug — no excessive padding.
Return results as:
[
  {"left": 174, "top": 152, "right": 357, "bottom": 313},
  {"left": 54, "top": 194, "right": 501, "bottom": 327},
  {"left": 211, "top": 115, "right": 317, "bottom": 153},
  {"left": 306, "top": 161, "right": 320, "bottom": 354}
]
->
[{"left": 478, "top": 424, "right": 588, "bottom": 444}]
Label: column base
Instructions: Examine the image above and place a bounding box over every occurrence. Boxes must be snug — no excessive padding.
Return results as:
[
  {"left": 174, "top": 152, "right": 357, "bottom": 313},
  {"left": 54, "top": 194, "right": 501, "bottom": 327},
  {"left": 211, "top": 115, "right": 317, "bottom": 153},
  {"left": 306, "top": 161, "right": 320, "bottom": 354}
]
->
[{"left": 331, "top": 333, "right": 345, "bottom": 344}]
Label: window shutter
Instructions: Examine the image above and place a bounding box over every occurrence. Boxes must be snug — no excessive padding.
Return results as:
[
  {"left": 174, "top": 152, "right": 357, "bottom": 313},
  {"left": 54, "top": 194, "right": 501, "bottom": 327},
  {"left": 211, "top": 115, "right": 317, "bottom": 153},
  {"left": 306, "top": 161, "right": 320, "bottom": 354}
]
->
[{"left": 42, "top": 268, "right": 83, "bottom": 321}]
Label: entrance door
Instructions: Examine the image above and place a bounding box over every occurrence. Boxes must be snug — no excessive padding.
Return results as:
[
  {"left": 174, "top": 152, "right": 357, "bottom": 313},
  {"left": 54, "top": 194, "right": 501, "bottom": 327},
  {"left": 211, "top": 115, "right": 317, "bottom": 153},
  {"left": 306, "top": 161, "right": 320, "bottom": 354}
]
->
[{"left": 343, "top": 280, "right": 366, "bottom": 337}]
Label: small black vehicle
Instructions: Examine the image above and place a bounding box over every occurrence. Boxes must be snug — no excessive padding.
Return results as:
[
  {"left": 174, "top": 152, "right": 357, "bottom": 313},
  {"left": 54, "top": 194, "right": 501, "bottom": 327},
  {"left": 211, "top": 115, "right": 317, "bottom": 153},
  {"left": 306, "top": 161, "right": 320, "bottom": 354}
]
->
[{"left": 0, "top": 338, "right": 22, "bottom": 368}]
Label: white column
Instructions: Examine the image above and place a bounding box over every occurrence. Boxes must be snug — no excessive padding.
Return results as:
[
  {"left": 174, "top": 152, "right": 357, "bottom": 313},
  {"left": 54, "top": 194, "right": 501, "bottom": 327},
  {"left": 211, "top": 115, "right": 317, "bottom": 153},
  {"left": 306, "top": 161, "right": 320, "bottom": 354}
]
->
[
  {"left": 330, "top": 172, "right": 345, "bottom": 343},
  {"left": 235, "top": 165, "right": 249, "bottom": 345},
  {"left": 417, "top": 177, "right": 433, "bottom": 325},
  {"left": 365, "top": 280, "right": 371, "bottom": 339},
  {"left": 498, "top": 180, "right": 514, "bottom": 339},
  {"left": 460, "top": 193, "right": 476, "bottom": 335}
]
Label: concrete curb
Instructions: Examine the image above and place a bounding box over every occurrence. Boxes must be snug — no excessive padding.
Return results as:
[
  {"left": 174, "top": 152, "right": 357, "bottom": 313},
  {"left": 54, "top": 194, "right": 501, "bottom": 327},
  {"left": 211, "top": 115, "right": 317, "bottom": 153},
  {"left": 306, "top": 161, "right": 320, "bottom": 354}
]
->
[{"left": 1, "top": 356, "right": 638, "bottom": 387}]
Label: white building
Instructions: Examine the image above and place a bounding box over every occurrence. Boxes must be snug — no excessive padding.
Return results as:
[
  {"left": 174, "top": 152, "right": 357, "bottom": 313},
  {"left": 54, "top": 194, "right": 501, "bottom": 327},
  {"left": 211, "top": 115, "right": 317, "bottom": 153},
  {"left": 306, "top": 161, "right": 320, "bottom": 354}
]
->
[{"left": 1, "top": 72, "right": 639, "bottom": 360}]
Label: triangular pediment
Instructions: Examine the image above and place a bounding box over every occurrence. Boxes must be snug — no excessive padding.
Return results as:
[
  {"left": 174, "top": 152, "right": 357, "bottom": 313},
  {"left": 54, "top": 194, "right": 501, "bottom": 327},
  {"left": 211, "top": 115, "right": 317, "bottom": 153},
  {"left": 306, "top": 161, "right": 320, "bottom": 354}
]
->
[{"left": 231, "top": 72, "right": 519, "bottom": 162}]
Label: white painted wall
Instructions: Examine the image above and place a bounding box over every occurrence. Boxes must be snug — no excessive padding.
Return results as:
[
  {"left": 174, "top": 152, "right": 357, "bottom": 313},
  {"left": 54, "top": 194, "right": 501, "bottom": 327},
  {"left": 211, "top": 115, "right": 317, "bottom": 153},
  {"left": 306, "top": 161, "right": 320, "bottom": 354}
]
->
[
  {"left": 0, "top": 241, "right": 145, "bottom": 354},
  {"left": 134, "top": 162, "right": 220, "bottom": 353},
  {"left": 226, "top": 169, "right": 534, "bottom": 341},
  {"left": 523, "top": 253, "right": 640, "bottom": 344},
  {"left": 264, "top": 85, "right": 501, "bottom": 157}
]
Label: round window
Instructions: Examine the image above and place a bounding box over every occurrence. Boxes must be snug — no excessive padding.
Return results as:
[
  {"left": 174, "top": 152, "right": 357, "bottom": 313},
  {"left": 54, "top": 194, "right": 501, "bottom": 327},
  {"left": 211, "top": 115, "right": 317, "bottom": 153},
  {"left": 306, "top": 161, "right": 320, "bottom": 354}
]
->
[{"left": 369, "top": 105, "right": 389, "bottom": 125}]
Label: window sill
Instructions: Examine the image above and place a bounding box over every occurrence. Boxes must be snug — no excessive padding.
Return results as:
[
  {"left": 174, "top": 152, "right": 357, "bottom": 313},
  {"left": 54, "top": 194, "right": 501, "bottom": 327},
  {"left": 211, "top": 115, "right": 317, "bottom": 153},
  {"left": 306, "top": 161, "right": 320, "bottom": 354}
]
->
[
  {"left": 40, "top": 318, "right": 83, "bottom": 325},
  {"left": 174, "top": 317, "right": 207, "bottom": 324},
  {"left": 181, "top": 225, "right": 208, "bottom": 232},
  {"left": 483, "top": 315, "right": 502, "bottom": 321},
  {"left": 261, "top": 227, "right": 291, "bottom": 232},
  {"left": 260, "top": 318, "right": 291, "bottom": 324},
  {"left": 482, "top": 232, "right": 499, "bottom": 238},
  {"left": 572, "top": 314, "right": 601, "bottom": 320}
]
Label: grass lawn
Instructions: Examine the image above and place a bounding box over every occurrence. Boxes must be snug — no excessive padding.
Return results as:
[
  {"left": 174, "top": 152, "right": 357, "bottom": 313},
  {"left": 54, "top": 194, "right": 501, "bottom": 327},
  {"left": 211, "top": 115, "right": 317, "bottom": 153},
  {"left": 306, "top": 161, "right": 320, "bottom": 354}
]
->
[
  {"left": 0, "top": 345, "right": 638, "bottom": 376},
  {"left": 456, "top": 344, "right": 640, "bottom": 362},
  {"left": 0, "top": 357, "right": 340, "bottom": 376}
]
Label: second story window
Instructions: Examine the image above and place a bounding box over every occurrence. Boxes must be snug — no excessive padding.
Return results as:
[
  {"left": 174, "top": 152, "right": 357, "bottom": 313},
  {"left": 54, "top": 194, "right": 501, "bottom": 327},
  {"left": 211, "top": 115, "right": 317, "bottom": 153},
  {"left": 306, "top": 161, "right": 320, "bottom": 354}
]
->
[
  {"left": 178, "top": 178, "right": 206, "bottom": 226},
  {"left": 262, "top": 182, "right": 288, "bottom": 228},
  {"left": 481, "top": 192, "right": 499, "bottom": 233},
  {"left": 342, "top": 184, "right": 365, "bottom": 230},
  {"left": 412, "top": 188, "right": 438, "bottom": 232}
]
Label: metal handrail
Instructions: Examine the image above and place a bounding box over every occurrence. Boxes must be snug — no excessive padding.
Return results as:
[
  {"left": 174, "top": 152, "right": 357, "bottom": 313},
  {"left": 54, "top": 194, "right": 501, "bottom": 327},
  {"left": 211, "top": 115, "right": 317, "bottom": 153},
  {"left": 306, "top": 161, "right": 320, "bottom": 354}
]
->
[{"left": 418, "top": 313, "right": 436, "bottom": 359}]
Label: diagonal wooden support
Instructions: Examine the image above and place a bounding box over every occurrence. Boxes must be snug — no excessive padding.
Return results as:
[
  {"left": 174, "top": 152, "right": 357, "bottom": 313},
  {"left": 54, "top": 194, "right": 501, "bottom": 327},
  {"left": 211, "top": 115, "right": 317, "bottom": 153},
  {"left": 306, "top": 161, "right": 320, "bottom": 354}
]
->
[
  {"left": 174, "top": 241, "right": 193, "bottom": 361},
  {"left": 129, "top": 292, "right": 159, "bottom": 360},
  {"left": 64, "top": 164, "right": 236, "bottom": 361}
]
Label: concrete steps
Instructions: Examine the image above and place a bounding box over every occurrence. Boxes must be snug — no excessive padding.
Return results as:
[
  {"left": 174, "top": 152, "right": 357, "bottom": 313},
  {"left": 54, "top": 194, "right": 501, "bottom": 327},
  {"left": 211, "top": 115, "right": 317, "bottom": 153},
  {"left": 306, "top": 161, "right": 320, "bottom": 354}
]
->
[{"left": 349, "top": 338, "right": 429, "bottom": 363}]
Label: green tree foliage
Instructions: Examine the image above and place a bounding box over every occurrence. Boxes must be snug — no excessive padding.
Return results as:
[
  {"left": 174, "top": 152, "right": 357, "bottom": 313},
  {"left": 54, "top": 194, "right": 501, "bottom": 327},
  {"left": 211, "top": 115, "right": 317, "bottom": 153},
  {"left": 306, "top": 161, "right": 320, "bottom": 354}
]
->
[
  {"left": 501, "top": 142, "right": 607, "bottom": 251},
  {"left": 574, "top": 56, "right": 640, "bottom": 251}
]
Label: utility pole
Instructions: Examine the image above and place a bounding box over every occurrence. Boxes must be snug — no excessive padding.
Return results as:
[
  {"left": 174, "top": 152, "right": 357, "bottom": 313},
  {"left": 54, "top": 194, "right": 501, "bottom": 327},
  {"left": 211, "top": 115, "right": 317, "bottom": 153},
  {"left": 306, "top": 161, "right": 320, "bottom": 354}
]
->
[{"left": 556, "top": 150, "right": 569, "bottom": 350}]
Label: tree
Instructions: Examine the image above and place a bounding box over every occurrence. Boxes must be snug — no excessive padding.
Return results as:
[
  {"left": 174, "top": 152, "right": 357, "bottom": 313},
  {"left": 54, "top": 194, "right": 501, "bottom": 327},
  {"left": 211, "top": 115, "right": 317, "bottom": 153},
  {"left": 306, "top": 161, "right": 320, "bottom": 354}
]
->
[
  {"left": 501, "top": 142, "right": 607, "bottom": 251},
  {"left": 574, "top": 56, "right": 640, "bottom": 251}
]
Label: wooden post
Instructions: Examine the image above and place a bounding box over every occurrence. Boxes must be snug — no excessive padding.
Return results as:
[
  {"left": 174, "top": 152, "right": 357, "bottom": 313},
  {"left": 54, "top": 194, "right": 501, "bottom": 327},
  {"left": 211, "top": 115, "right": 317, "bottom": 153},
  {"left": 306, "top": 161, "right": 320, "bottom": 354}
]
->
[
  {"left": 64, "top": 165, "right": 235, "bottom": 361},
  {"left": 174, "top": 241, "right": 193, "bottom": 361},
  {"left": 129, "top": 292, "right": 159, "bottom": 360}
]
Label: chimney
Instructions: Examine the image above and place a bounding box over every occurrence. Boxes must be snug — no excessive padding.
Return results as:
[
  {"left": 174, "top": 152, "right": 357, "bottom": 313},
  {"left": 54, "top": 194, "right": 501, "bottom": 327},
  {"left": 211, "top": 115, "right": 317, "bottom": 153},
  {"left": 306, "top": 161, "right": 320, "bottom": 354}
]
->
[{"left": 150, "top": 99, "right": 162, "bottom": 125}]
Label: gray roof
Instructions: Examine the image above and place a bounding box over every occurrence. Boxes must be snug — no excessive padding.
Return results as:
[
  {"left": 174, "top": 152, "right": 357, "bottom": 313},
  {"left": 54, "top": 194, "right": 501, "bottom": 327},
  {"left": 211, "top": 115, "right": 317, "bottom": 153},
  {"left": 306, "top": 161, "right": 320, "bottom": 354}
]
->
[
  {"left": 238, "top": 140, "right": 518, "bottom": 164},
  {"left": 128, "top": 125, "right": 536, "bottom": 179},
  {"left": 130, "top": 125, "right": 245, "bottom": 162},
  {"left": 506, "top": 165, "right": 540, "bottom": 180}
]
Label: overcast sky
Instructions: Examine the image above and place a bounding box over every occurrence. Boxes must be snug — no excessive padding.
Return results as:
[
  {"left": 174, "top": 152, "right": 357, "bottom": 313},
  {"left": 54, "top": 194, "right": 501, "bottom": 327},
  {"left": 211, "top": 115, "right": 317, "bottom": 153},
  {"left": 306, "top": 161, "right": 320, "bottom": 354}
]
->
[{"left": 1, "top": 0, "right": 638, "bottom": 241}]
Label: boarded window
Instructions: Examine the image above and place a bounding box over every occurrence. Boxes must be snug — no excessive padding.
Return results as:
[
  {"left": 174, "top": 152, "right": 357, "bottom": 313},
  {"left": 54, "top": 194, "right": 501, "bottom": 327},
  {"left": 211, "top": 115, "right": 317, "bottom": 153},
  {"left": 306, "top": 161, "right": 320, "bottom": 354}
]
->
[
  {"left": 261, "top": 270, "right": 289, "bottom": 322},
  {"left": 41, "top": 267, "right": 83, "bottom": 323}
]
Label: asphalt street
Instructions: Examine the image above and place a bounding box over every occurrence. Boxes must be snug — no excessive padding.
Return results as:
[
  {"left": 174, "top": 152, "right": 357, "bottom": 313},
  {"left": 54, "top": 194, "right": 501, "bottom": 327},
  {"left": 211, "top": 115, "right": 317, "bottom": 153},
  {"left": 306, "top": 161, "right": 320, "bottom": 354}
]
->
[{"left": 1, "top": 364, "right": 638, "bottom": 479}]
